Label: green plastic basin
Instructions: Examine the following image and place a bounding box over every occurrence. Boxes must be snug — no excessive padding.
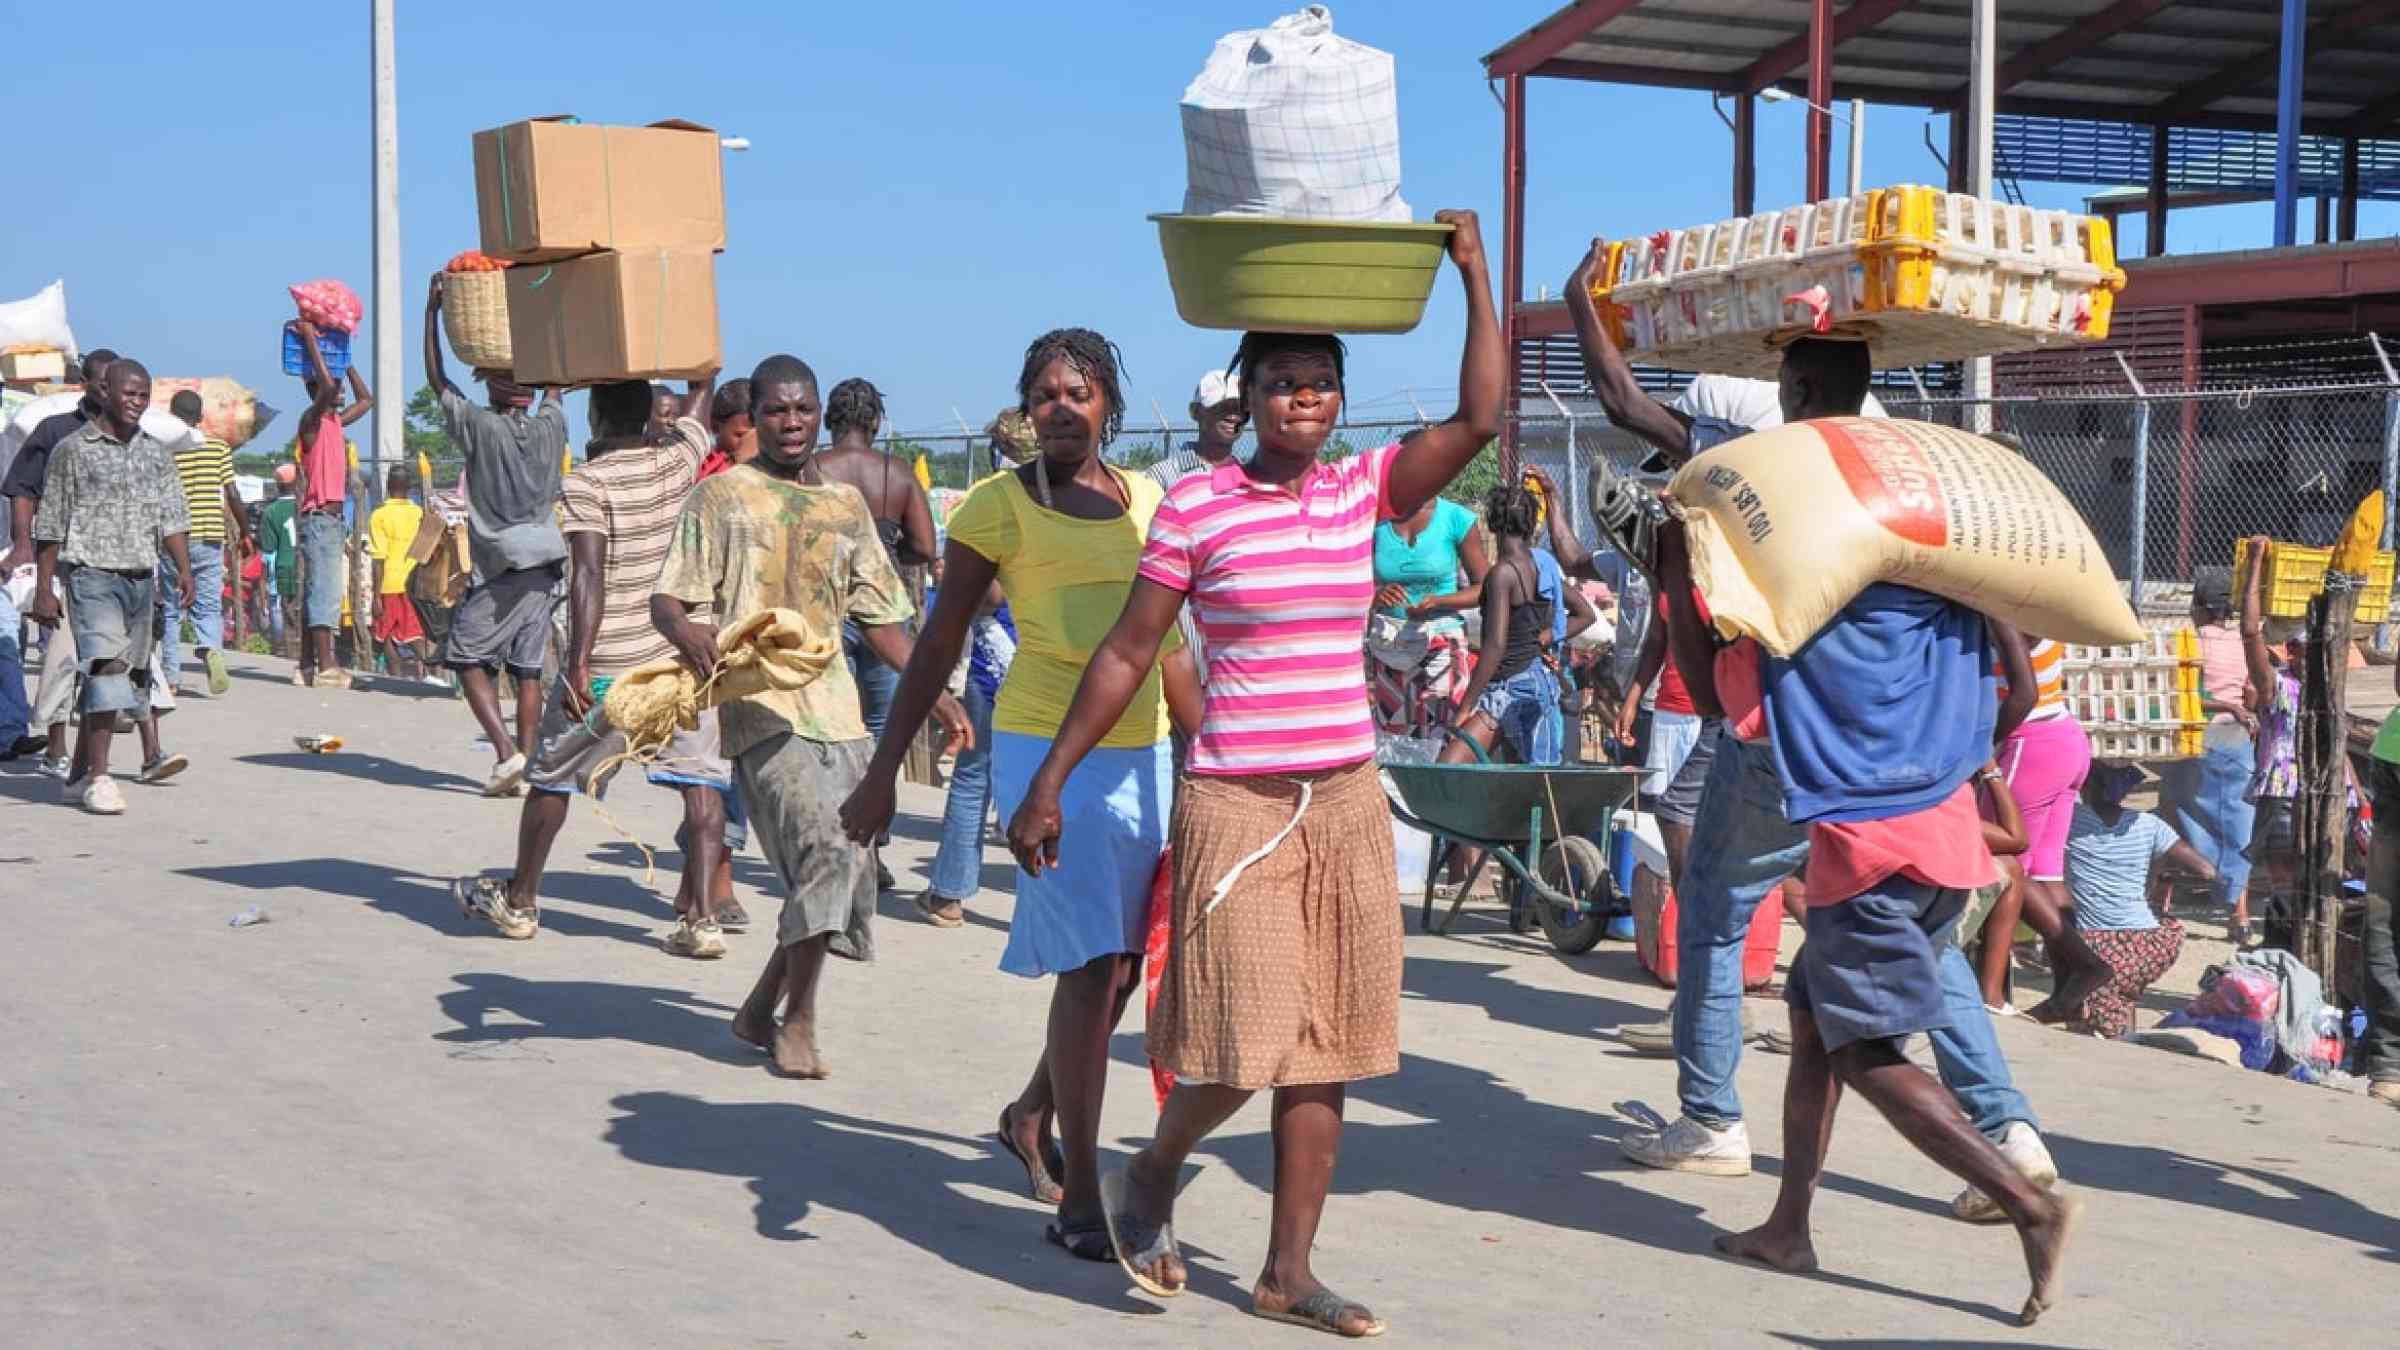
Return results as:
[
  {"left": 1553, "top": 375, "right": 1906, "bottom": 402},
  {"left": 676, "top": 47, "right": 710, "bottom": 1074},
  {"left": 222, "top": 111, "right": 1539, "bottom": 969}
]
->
[{"left": 1152, "top": 214, "right": 1456, "bottom": 335}]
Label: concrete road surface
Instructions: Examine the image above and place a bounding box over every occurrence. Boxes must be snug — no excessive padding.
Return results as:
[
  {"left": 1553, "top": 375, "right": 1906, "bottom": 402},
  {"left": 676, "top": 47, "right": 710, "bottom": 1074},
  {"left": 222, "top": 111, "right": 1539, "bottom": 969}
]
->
[{"left": 3, "top": 652, "right": 2396, "bottom": 1348}]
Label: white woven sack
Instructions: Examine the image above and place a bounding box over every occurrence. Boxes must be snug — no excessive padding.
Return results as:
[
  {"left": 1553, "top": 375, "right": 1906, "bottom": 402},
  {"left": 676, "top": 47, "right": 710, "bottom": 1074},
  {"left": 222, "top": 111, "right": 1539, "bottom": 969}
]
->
[
  {"left": 0, "top": 279, "right": 79, "bottom": 358},
  {"left": 1180, "top": 6, "right": 1409, "bottom": 223}
]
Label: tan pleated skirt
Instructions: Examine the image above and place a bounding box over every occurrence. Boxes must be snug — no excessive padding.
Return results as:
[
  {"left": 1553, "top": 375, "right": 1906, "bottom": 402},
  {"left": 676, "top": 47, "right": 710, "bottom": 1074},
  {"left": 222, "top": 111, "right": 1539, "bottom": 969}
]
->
[{"left": 1147, "top": 759, "right": 1401, "bottom": 1090}]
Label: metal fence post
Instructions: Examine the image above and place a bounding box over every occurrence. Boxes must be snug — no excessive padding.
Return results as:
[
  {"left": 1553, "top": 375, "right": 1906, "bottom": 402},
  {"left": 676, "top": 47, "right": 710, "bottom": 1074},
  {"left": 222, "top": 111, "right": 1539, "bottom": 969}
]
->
[
  {"left": 2115, "top": 352, "right": 2151, "bottom": 609},
  {"left": 2374, "top": 333, "right": 2400, "bottom": 550},
  {"left": 1537, "top": 381, "right": 1584, "bottom": 545}
]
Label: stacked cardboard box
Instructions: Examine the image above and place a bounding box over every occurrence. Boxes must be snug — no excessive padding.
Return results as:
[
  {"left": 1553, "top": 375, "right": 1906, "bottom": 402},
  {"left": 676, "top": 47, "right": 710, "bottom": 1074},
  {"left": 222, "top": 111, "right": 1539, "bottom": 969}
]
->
[{"left": 472, "top": 115, "right": 724, "bottom": 385}]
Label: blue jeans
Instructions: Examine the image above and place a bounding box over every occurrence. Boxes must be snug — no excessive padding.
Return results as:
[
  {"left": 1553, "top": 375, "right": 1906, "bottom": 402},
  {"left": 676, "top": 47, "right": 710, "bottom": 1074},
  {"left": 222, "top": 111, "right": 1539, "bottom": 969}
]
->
[
  {"left": 64, "top": 566, "right": 157, "bottom": 718},
  {"left": 0, "top": 588, "right": 30, "bottom": 743},
  {"left": 844, "top": 618, "right": 900, "bottom": 847},
  {"left": 1476, "top": 663, "right": 1563, "bottom": 765},
  {"left": 300, "top": 512, "right": 345, "bottom": 628},
  {"left": 157, "top": 538, "right": 225, "bottom": 687},
  {"left": 929, "top": 684, "right": 997, "bottom": 901},
  {"left": 1673, "top": 732, "right": 2037, "bottom": 1140}
]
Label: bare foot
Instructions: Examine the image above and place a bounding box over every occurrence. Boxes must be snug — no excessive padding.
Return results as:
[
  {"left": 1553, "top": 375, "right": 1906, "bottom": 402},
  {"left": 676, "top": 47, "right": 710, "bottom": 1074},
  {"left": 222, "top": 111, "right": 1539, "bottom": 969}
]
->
[
  {"left": 773, "top": 1021, "right": 830, "bottom": 1079},
  {"left": 732, "top": 1006, "right": 775, "bottom": 1053},
  {"left": 1713, "top": 1223, "right": 1819, "bottom": 1274},
  {"left": 2017, "top": 1189, "right": 2083, "bottom": 1327}
]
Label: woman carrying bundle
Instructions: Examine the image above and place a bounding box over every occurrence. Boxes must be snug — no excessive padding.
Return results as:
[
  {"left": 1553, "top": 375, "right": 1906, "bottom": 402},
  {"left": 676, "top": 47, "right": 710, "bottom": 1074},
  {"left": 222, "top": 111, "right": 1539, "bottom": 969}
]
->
[
  {"left": 839, "top": 329, "right": 1200, "bottom": 1258},
  {"left": 1008, "top": 209, "right": 1499, "bottom": 1339}
]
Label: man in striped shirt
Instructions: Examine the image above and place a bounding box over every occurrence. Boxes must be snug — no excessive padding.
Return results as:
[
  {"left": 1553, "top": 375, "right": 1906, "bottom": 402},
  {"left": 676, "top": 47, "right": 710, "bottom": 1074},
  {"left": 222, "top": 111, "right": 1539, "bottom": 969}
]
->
[
  {"left": 162, "top": 390, "right": 247, "bottom": 697},
  {"left": 449, "top": 376, "right": 745, "bottom": 958}
]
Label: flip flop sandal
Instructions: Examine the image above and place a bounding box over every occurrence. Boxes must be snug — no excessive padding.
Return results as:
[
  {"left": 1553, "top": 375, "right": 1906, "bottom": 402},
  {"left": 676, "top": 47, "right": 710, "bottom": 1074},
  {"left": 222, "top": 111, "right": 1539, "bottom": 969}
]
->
[
  {"left": 994, "top": 1105, "right": 1065, "bottom": 1207},
  {"left": 1254, "top": 1289, "right": 1387, "bottom": 1338},
  {"left": 1099, "top": 1168, "right": 1183, "bottom": 1299},
  {"left": 1043, "top": 1216, "right": 1116, "bottom": 1263}
]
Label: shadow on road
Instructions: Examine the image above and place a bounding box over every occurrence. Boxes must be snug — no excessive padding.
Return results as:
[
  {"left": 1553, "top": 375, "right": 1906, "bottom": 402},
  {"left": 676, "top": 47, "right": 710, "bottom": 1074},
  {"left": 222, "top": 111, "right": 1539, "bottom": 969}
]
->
[
  {"left": 601, "top": 1090, "right": 1165, "bottom": 1312},
  {"left": 236, "top": 750, "right": 484, "bottom": 794},
  {"left": 176, "top": 856, "right": 660, "bottom": 948},
  {"left": 2046, "top": 1135, "right": 2400, "bottom": 1263},
  {"left": 433, "top": 972, "right": 754, "bottom": 1066}
]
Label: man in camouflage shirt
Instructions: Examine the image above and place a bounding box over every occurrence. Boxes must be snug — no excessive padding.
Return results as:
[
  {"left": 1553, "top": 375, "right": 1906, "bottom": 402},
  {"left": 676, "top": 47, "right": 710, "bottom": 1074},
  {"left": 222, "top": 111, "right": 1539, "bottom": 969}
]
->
[{"left": 27, "top": 359, "right": 195, "bottom": 815}]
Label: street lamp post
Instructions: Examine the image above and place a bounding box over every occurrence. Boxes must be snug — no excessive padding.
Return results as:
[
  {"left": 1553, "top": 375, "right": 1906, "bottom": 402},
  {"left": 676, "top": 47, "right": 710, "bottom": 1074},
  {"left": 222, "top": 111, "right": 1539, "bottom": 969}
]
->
[{"left": 1759, "top": 87, "right": 1866, "bottom": 199}]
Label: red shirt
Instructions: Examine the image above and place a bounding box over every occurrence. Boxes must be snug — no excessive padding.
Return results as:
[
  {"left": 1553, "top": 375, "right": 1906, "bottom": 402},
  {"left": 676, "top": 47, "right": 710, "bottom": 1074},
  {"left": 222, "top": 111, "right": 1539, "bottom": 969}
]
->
[{"left": 1651, "top": 593, "right": 1697, "bottom": 715}]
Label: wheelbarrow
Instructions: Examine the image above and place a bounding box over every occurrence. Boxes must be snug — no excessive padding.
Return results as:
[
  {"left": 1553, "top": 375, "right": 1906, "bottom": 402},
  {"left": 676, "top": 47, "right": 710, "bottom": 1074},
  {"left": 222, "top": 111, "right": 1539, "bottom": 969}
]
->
[{"left": 1384, "top": 747, "right": 1642, "bottom": 954}]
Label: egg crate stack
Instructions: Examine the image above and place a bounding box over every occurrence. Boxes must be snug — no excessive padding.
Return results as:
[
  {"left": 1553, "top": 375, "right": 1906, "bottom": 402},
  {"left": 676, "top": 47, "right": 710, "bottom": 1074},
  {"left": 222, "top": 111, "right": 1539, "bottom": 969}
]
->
[
  {"left": 1589, "top": 187, "right": 2126, "bottom": 379},
  {"left": 2058, "top": 630, "right": 2204, "bottom": 762}
]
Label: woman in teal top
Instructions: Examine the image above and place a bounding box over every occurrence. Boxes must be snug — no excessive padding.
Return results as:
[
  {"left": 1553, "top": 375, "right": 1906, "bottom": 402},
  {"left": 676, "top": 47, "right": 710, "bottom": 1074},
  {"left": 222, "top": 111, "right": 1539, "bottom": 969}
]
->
[{"left": 1372, "top": 495, "right": 1486, "bottom": 621}]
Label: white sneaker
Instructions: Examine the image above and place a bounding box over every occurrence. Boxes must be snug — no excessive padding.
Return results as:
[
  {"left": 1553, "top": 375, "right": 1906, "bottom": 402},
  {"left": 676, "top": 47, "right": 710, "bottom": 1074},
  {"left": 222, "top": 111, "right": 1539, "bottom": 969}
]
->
[
  {"left": 80, "top": 775, "right": 127, "bottom": 815},
  {"left": 483, "top": 753, "right": 527, "bottom": 798},
  {"left": 1621, "top": 1115, "right": 1751, "bottom": 1176},
  {"left": 1952, "top": 1121, "right": 2060, "bottom": 1223},
  {"left": 663, "top": 917, "right": 728, "bottom": 960}
]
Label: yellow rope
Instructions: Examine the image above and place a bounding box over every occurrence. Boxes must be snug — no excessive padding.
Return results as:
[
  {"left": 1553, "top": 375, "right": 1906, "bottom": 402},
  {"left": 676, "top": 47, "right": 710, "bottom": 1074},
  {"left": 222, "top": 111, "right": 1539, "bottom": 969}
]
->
[{"left": 580, "top": 608, "right": 840, "bottom": 882}]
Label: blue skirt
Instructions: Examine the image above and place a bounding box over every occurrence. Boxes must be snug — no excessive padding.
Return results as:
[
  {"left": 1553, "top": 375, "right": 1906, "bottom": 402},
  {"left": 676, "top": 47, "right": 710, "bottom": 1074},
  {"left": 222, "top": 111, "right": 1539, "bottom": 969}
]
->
[
  {"left": 990, "top": 731, "right": 1173, "bottom": 978},
  {"left": 2162, "top": 724, "right": 2256, "bottom": 905}
]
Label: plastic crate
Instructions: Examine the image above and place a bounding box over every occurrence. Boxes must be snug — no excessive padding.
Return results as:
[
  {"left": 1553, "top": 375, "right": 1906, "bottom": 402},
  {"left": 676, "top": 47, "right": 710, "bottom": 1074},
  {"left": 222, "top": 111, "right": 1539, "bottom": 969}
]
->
[
  {"left": 1587, "top": 185, "right": 2125, "bottom": 377},
  {"left": 2232, "top": 537, "right": 2396, "bottom": 621},
  {"left": 281, "top": 322, "right": 352, "bottom": 380}
]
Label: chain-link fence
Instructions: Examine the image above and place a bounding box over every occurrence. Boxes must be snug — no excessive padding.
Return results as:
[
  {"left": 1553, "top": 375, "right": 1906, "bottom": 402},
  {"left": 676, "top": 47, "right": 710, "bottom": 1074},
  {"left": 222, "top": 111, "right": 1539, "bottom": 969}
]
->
[{"left": 1884, "top": 375, "right": 2400, "bottom": 613}]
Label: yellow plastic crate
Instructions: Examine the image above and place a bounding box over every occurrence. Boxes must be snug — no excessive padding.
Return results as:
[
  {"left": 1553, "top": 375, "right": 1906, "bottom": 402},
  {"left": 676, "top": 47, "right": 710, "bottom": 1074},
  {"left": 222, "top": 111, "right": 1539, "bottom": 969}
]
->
[
  {"left": 2232, "top": 537, "right": 2397, "bottom": 621},
  {"left": 1862, "top": 187, "right": 2123, "bottom": 339}
]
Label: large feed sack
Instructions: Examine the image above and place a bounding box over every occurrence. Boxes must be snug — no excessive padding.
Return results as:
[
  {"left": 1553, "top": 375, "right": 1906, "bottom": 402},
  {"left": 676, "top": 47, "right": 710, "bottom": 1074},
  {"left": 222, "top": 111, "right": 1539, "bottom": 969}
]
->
[
  {"left": 1180, "top": 6, "right": 1409, "bottom": 223},
  {"left": 0, "top": 280, "right": 78, "bottom": 357},
  {"left": 1664, "top": 416, "right": 2143, "bottom": 656},
  {"left": 149, "top": 378, "right": 278, "bottom": 450}
]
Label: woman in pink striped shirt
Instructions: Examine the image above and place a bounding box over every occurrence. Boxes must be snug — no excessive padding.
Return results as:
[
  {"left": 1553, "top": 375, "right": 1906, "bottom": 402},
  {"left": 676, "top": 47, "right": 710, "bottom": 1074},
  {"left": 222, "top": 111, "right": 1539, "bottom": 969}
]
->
[{"left": 1007, "top": 209, "right": 1501, "bottom": 1339}]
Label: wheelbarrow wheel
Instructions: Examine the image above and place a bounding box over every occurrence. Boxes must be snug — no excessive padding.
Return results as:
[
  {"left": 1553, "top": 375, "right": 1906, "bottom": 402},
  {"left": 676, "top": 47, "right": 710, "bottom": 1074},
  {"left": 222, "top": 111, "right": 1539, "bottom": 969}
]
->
[{"left": 1534, "top": 836, "right": 1610, "bottom": 955}]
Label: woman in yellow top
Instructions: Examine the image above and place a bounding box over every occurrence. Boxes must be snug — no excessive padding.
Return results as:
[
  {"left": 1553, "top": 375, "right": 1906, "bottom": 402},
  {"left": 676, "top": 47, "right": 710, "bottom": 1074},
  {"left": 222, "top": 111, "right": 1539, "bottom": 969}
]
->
[{"left": 842, "top": 328, "right": 1199, "bottom": 1260}]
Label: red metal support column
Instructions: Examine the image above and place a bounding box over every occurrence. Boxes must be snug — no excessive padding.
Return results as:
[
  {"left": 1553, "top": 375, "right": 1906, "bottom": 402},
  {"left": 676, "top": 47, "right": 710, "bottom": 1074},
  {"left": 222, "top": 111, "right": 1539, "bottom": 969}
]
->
[
  {"left": 1806, "top": 0, "right": 1833, "bottom": 202},
  {"left": 1734, "top": 92, "right": 1756, "bottom": 216},
  {"left": 2146, "top": 125, "right": 2170, "bottom": 257},
  {"left": 1501, "top": 73, "right": 1527, "bottom": 468},
  {"left": 2178, "top": 304, "right": 2201, "bottom": 577}
]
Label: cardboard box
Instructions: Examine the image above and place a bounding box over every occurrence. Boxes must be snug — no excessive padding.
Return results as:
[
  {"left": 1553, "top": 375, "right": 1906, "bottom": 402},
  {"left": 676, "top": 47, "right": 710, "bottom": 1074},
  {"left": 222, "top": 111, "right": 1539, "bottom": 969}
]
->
[
  {"left": 1, "top": 348, "right": 67, "bottom": 383},
  {"left": 473, "top": 116, "right": 725, "bottom": 264},
  {"left": 505, "top": 247, "right": 718, "bottom": 386}
]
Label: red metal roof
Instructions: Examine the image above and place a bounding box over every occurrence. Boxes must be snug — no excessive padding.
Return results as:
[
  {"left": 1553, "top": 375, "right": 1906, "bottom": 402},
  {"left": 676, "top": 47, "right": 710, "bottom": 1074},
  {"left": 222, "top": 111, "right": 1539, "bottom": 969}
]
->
[{"left": 1483, "top": 0, "right": 2400, "bottom": 137}]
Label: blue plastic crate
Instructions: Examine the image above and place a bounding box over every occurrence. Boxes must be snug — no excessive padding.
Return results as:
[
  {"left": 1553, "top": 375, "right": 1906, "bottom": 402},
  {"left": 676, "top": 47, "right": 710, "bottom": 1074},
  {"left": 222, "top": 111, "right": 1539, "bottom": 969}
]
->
[{"left": 282, "top": 322, "right": 352, "bottom": 380}]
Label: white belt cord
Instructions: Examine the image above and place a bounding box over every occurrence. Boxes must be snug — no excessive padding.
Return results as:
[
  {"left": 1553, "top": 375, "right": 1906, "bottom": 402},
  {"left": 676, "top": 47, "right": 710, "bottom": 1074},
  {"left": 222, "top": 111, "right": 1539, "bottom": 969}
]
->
[{"left": 1198, "top": 780, "right": 1314, "bottom": 921}]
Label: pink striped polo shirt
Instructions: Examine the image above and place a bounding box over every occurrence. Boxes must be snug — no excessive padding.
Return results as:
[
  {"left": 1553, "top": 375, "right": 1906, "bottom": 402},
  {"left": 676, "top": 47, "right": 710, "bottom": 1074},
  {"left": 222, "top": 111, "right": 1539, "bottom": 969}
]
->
[{"left": 1138, "top": 442, "right": 1401, "bottom": 776}]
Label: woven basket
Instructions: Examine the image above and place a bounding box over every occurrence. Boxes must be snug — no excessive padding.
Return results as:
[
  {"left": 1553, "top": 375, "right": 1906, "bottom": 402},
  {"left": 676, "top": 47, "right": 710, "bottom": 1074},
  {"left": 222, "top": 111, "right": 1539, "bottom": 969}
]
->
[{"left": 442, "top": 269, "right": 513, "bottom": 370}]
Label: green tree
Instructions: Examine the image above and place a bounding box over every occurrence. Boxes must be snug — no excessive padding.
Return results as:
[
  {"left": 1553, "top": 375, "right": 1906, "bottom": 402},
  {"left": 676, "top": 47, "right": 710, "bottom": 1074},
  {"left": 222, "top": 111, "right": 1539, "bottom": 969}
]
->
[{"left": 405, "top": 385, "right": 463, "bottom": 484}]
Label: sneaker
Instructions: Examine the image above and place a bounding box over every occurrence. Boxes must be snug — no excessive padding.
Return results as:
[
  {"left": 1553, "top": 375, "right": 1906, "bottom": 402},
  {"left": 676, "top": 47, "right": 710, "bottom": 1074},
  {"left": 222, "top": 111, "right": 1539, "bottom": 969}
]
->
[
  {"left": 205, "top": 649, "right": 231, "bottom": 697},
  {"left": 452, "top": 876, "right": 538, "bottom": 940},
  {"left": 79, "top": 775, "right": 127, "bottom": 816},
  {"left": 483, "top": 753, "right": 527, "bottom": 798},
  {"left": 1619, "top": 1020, "right": 1678, "bottom": 1057},
  {"left": 32, "top": 755, "right": 70, "bottom": 781},
  {"left": 1621, "top": 1115, "right": 1751, "bottom": 1176},
  {"left": 664, "top": 917, "right": 728, "bottom": 960},
  {"left": 1, "top": 733, "right": 48, "bottom": 762},
  {"left": 2368, "top": 1079, "right": 2400, "bottom": 1109},
  {"left": 139, "top": 753, "right": 190, "bottom": 784},
  {"left": 1619, "top": 1005, "right": 1759, "bottom": 1057},
  {"left": 318, "top": 668, "right": 354, "bottom": 691},
  {"left": 912, "top": 889, "right": 966, "bottom": 929},
  {"left": 1952, "top": 1121, "right": 2060, "bottom": 1223},
  {"left": 712, "top": 897, "right": 752, "bottom": 932}
]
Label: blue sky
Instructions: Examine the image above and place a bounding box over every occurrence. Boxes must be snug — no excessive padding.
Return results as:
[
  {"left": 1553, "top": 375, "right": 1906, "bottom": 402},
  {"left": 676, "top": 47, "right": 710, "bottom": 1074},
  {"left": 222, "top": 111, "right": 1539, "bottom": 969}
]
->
[{"left": 11, "top": 2, "right": 2378, "bottom": 452}]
